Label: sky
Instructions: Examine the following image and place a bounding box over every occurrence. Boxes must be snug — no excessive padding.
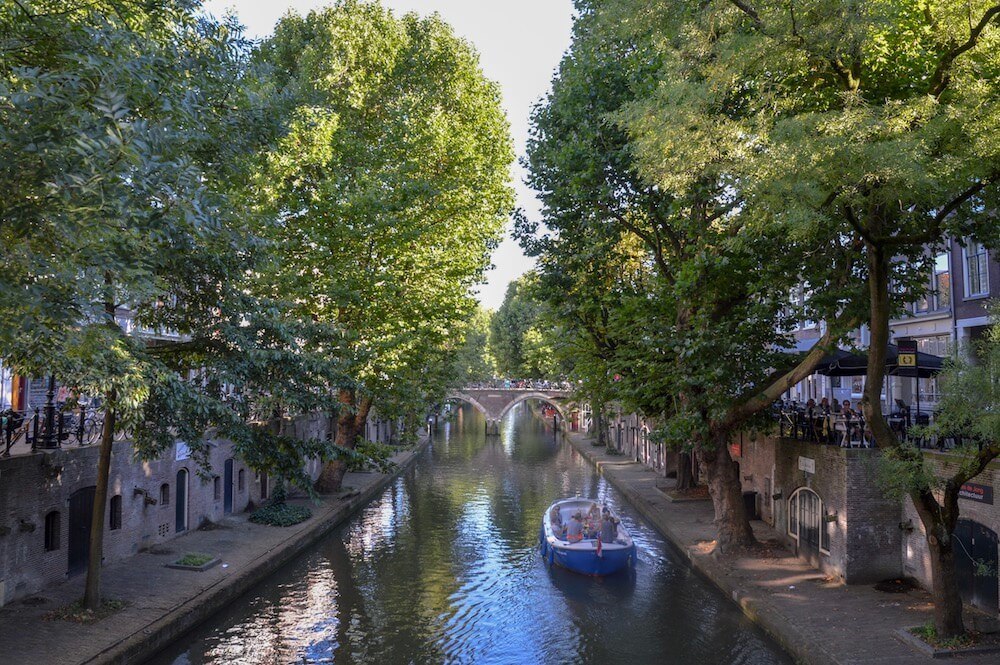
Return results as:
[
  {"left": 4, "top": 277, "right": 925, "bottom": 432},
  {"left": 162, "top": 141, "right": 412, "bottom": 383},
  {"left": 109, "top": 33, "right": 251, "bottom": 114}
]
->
[{"left": 202, "top": 0, "right": 575, "bottom": 310}]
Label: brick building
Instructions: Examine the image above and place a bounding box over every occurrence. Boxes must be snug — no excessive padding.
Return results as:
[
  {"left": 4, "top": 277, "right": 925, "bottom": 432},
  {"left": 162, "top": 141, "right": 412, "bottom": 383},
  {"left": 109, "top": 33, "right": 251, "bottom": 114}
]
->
[{"left": 0, "top": 409, "right": 402, "bottom": 607}]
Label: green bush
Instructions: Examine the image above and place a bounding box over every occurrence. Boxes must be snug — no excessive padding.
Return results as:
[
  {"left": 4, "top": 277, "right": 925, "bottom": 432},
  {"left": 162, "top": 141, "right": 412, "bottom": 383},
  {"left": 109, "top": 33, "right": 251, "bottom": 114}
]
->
[{"left": 249, "top": 503, "right": 312, "bottom": 527}]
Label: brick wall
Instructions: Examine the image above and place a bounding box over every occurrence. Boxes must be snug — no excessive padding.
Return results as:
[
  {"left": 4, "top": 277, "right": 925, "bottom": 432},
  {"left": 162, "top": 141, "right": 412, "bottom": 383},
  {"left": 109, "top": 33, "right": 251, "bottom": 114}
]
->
[
  {"left": 736, "top": 434, "right": 901, "bottom": 583},
  {"left": 0, "top": 412, "right": 337, "bottom": 606}
]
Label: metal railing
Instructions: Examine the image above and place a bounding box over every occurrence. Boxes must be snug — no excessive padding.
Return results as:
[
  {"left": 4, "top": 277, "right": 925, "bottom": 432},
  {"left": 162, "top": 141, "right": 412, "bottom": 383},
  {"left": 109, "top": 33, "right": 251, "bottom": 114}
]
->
[{"left": 2, "top": 405, "right": 107, "bottom": 456}]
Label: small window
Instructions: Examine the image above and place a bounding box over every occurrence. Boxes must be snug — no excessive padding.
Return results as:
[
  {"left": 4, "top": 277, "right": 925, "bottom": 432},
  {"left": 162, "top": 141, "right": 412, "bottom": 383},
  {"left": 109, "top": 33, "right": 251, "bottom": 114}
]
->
[
  {"left": 109, "top": 495, "right": 122, "bottom": 530},
  {"left": 821, "top": 509, "right": 832, "bottom": 552},
  {"left": 160, "top": 483, "right": 170, "bottom": 506},
  {"left": 44, "top": 511, "right": 60, "bottom": 551},
  {"left": 213, "top": 476, "right": 221, "bottom": 501},
  {"left": 238, "top": 469, "right": 245, "bottom": 492}
]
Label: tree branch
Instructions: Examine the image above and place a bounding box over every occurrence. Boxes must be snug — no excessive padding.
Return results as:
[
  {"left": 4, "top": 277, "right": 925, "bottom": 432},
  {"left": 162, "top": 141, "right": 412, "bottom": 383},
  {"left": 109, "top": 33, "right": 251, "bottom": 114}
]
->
[
  {"left": 928, "top": 5, "right": 1000, "bottom": 99},
  {"left": 728, "top": 0, "right": 764, "bottom": 29}
]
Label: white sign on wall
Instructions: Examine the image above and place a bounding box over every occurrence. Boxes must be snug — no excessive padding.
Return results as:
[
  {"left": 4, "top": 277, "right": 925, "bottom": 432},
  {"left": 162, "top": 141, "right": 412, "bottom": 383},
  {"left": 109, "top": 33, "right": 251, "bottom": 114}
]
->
[
  {"left": 798, "top": 456, "right": 815, "bottom": 474},
  {"left": 175, "top": 442, "right": 190, "bottom": 461}
]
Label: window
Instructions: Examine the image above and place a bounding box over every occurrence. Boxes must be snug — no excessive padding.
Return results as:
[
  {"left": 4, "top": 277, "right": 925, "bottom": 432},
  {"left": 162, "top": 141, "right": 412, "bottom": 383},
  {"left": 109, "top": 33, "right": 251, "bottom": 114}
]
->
[
  {"left": 915, "top": 253, "right": 951, "bottom": 313},
  {"left": 109, "top": 495, "right": 122, "bottom": 530},
  {"left": 213, "top": 476, "right": 221, "bottom": 501},
  {"left": 238, "top": 469, "right": 245, "bottom": 492},
  {"left": 965, "top": 241, "right": 989, "bottom": 297},
  {"left": 915, "top": 335, "right": 950, "bottom": 403},
  {"left": 160, "top": 483, "right": 170, "bottom": 506},
  {"left": 44, "top": 511, "right": 60, "bottom": 551}
]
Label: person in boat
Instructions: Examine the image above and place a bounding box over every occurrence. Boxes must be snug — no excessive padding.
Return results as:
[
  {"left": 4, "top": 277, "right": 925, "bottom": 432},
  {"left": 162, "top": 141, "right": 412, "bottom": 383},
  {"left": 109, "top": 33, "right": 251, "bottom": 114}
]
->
[
  {"left": 599, "top": 508, "right": 618, "bottom": 544},
  {"left": 550, "top": 507, "right": 565, "bottom": 538},
  {"left": 566, "top": 512, "right": 584, "bottom": 543}
]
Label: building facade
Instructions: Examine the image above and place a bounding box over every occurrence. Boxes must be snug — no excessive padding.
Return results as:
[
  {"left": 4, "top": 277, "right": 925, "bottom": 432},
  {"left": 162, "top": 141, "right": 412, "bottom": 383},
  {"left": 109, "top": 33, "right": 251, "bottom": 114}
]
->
[{"left": 0, "top": 409, "right": 402, "bottom": 607}]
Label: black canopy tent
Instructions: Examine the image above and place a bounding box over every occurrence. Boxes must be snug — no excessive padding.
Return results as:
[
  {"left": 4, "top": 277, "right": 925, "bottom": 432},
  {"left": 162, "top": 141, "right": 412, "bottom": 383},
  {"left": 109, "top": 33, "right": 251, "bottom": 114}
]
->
[{"left": 794, "top": 343, "right": 945, "bottom": 378}]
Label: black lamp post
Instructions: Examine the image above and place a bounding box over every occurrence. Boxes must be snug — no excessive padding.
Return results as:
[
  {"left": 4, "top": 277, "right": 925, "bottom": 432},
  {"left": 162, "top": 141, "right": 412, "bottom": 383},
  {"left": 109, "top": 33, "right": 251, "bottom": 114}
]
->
[{"left": 38, "top": 375, "right": 58, "bottom": 449}]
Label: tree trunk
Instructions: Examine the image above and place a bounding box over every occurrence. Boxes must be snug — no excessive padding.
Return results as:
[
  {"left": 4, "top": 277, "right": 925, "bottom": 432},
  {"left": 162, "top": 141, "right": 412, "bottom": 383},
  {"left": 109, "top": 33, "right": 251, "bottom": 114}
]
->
[
  {"left": 911, "top": 483, "right": 966, "bottom": 637},
  {"left": 924, "top": 517, "right": 966, "bottom": 638},
  {"left": 702, "top": 431, "right": 755, "bottom": 552},
  {"left": 676, "top": 451, "right": 694, "bottom": 490},
  {"left": 593, "top": 406, "right": 607, "bottom": 448},
  {"left": 861, "top": 245, "right": 895, "bottom": 448},
  {"left": 864, "top": 243, "right": 968, "bottom": 636},
  {"left": 315, "top": 389, "right": 371, "bottom": 493},
  {"left": 82, "top": 390, "right": 116, "bottom": 610}
]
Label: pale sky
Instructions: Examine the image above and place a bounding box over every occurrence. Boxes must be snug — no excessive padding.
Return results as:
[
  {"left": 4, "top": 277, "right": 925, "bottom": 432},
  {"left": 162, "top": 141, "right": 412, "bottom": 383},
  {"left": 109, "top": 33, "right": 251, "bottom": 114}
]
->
[{"left": 203, "top": 0, "right": 575, "bottom": 310}]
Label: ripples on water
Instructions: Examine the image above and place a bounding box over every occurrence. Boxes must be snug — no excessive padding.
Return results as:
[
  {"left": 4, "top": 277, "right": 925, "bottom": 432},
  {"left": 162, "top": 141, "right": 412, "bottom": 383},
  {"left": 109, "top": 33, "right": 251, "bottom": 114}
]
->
[{"left": 149, "top": 404, "right": 792, "bottom": 665}]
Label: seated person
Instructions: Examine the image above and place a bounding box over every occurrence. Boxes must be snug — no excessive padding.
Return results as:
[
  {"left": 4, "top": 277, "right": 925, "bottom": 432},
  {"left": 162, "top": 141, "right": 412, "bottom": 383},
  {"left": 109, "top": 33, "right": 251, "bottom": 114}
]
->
[
  {"left": 599, "top": 510, "right": 618, "bottom": 543},
  {"left": 550, "top": 507, "right": 564, "bottom": 538},
  {"left": 566, "top": 513, "right": 584, "bottom": 543}
]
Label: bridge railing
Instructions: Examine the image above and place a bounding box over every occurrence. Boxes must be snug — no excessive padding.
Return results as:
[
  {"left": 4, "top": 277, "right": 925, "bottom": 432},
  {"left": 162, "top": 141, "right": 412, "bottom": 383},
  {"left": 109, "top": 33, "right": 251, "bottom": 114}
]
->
[{"left": 462, "top": 380, "right": 572, "bottom": 392}]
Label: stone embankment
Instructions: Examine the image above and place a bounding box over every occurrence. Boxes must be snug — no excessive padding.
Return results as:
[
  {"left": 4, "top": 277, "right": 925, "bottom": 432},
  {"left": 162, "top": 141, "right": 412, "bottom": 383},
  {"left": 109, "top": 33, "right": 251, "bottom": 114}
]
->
[
  {"left": 564, "top": 431, "right": 999, "bottom": 665},
  {"left": 0, "top": 438, "right": 430, "bottom": 665}
]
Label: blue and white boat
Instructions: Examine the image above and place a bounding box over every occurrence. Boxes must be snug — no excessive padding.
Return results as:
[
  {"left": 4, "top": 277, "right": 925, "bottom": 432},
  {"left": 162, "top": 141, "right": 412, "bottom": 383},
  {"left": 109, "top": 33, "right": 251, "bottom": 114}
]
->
[{"left": 539, "top": 498, "right": 636, "bottom": 576}]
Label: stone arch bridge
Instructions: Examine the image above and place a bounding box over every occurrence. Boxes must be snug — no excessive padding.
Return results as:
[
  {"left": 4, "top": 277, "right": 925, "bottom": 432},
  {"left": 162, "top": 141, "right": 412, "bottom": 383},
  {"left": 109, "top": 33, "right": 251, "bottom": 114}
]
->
[{"left": 445, "top": 388, "right": 571, "bottom": 434}]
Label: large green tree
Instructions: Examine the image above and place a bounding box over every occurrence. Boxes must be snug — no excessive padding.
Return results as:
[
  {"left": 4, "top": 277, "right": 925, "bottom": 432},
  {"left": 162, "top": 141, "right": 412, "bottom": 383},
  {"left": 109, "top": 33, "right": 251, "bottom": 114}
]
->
[
  {"left": 0, "top": 0, "right": 347, "bottom": 610},
  {"left": 525, "top": 0, "right": 860, "bottom": 550},
  {"left": 617, "top": 0, "right": 1000, "bottom": 635},
  {"left": 254, "top": 1, "right": 514, "bottom": 493}
]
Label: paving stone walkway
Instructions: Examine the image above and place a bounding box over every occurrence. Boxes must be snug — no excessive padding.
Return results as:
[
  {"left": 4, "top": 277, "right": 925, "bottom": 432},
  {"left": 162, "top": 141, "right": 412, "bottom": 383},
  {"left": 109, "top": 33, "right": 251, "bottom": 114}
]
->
[
  {"left": 564, "top": 431, "right": 998, "bottom": 665},
  {"left": 0, "top": 441, "right": 429, "bottom": 665}
]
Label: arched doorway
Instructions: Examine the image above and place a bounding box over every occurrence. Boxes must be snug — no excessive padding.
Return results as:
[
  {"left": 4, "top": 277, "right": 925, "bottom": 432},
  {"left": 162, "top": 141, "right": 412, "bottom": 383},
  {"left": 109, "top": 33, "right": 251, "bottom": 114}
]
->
[
  {"left": 788, "top": 487, "right": 830, "bottom": 566},
  {"left": 954, "top": 519, "right": 999, "bottom": 614},
  {"left": 68, "top": 486, "right": 96, "bottom": 576},
  {"left": 175, "top": 468, "right": 189, "bottom": 533}
]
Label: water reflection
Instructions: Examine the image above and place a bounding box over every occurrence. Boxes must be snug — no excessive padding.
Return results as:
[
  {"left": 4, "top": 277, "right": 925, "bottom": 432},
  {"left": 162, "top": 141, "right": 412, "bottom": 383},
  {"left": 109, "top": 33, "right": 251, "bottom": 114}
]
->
[{"left": 149, "top": 403, "right": 791, "bottom": 665}]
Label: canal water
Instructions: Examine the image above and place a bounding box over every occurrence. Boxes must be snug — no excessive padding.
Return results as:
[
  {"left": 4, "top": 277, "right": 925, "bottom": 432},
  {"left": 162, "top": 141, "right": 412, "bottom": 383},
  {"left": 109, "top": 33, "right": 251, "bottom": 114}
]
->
[{"left": 149, "top": 404, "right": 792, "bottom": 665}]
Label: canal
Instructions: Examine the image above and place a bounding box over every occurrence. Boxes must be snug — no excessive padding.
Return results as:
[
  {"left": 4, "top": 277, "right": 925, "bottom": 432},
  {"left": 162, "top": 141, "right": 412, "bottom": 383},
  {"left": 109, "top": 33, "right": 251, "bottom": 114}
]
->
[{"left": 149, "top": 403, "right": 792, "bottom": 665}]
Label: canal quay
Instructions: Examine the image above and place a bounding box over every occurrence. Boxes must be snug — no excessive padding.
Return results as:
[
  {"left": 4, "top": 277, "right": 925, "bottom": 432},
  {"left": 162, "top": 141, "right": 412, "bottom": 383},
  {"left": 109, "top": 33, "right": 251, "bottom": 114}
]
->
[{"left": 142, "top": 404, "right": 791, "bottom": 665}]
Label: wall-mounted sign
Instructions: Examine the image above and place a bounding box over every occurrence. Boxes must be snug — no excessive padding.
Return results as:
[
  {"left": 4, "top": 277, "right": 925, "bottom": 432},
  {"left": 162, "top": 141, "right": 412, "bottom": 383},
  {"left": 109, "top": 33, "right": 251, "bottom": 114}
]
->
[
  {"left": 958, "top": 482, "right": 993, "bottom": 505},
  {"left": 729, "top": 441, "right": 742, "bottom": 458},
  {"left": 898, "top": 339, "right": 917, "bottom": 370},
  {"left": 175, "top": 442, "right": 190, "bottom": 461},
  {"left": 798, "top": 456, "right": 815, "bottom": 474}
]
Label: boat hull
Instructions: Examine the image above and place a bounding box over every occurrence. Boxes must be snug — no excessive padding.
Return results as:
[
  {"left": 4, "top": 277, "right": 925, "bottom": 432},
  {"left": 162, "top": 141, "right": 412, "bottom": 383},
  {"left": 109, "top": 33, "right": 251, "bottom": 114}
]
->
[{"left": 540, "top": 536, "right": 635, "bottom": 576}]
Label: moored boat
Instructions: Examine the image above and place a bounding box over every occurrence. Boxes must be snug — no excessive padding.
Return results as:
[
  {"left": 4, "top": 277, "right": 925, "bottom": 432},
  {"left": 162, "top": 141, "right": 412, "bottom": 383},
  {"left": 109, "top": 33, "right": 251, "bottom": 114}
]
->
[{"left": 539, "top": 498, "right": 636, "bottom": 576}]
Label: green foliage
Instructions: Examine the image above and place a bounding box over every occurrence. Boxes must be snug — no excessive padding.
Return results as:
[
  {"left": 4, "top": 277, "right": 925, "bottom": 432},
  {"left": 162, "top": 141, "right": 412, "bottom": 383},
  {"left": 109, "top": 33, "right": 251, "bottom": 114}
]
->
[
  {"left": 347, "top": 438, "right": 399, "bottom": 473},
  {"left": 249, "top": 503, "right": 312, "bottom": 527},
  {"left": 253, "top": 1, "right": 514, "bottom": 437},
  {"left": 0, "top": 0, "right": 349, "bottom": 489},
  {"left": 910, "top": 622, "right": 976, "bottom": 649},
  {"left": 173, "top": 553, "right": 215, "bottom": 567}
]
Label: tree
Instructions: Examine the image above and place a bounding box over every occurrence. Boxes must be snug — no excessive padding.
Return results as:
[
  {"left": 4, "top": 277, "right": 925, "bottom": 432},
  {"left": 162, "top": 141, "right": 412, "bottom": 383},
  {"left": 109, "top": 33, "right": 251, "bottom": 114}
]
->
[
  {"left": 0, "top": 0, "right": 347, "bottom": 610},
  {"left": 618, "top": 0, "right": 1000, "bottom": 635},
  {"left": 254, "top": 1, "right": 514, "bottom": 493},
  {"left": 881, "top": 311, "right": 999, "bottom": 623},
  {"left": 449, "top": 306, "right": 497, "bottom": 386},
  {"left": 489, "top": 275, "right": 543, "bottom": 377},
  {"left": 524, "top": 0, "right": 860, "bottom": 550}
]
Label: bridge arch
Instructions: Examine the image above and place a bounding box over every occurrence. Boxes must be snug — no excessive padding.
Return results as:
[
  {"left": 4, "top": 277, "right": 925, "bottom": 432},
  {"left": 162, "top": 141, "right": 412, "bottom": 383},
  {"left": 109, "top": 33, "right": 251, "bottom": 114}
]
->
[
  {"left": 444, "top": 393, "right": 491, "bottom": 420},
  {"left": 496, "top": 392, "right": 567, "bottom": 424}
]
